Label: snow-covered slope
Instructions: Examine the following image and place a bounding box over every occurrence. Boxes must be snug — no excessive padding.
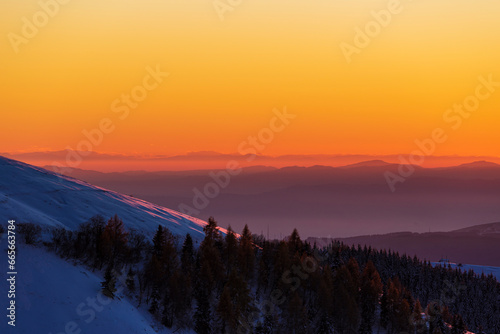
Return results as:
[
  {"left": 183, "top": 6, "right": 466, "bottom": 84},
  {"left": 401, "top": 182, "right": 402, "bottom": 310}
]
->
[
  {"left": 0, "top": 156, "right": 216, "bottom": 242},
  {"left": 451, "top": 222, "right": 500, "bottom": 237},
  {"left": 432, "top": 262, "right": 500, "bottom": 281},
  {"left": 0, "top": 244, "right": 192, "bottom": 334}
]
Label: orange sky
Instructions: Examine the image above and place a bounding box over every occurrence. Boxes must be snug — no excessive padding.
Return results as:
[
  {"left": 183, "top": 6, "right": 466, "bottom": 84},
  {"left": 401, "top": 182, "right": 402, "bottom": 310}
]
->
[{"left": 1, "top": 0, "right": 499, "bottom": 159}]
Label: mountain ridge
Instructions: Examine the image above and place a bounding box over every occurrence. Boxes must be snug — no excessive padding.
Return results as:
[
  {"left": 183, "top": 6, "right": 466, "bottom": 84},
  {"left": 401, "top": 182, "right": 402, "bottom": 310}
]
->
[
  {"left": 307, "top": 221, "right": 500, "bottom": 266},
  {"left": 0, "top": 156, "right": 221, "bottom": 242}
]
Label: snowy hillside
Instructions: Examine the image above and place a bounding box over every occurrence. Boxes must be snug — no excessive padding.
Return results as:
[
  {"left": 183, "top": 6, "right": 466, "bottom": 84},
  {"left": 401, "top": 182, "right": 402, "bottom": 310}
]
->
[
  {"left": 0, "top": 243, "right": 193, "bottom": 334},
  {"left": 0, "top": 156, "right": 218, "bottom": 242},
  {"left": 432, "top": 262, "right": 500, "bottom": 281}
]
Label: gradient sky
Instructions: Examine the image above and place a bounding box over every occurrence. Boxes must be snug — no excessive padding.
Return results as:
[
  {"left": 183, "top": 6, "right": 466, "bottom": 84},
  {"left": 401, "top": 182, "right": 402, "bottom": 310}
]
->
[{"left": 1, "top": 0, "right": 499, "bottom": 158}]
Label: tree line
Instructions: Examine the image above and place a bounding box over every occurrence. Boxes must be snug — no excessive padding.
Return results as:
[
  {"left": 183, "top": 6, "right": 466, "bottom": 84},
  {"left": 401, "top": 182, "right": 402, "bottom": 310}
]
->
[{"left": 41, "top": 216, "right": 499, "bottom": 334}]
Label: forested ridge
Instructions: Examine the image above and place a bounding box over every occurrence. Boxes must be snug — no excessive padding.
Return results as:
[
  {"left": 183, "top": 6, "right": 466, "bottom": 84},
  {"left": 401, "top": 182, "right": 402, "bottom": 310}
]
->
[{"left": 15, "top": 215, "right": 499, "bottom": 334}]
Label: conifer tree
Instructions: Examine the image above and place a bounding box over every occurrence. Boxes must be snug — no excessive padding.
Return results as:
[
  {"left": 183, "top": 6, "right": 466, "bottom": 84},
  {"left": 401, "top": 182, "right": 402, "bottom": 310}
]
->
[
  {"left": 332, "top": 265, "right": 359, "bottom": 333},
  {"left": 101, "top": 262, "right": 117, "bottom": 299},
  {"left": 380, "top": 282, "right": 390, "bottom": 329},
  {"left": 149, "top": 285, "right": 160, "bottom": 317},
  {"left": 203, "top": 216, "right": 221, "bottom": 246},
  {"left": 162, "top": 271, "right": 185, "bottom": 330},
  {"left": 286, "top": 292, "right": 307, "bottom": 333},
  {"left": 217, "top": 286, "right": 235, "bottom": 332},
  {"left": 410, "top": 300, "right": 425, "bottom": 334},
  {"left": 318, "top": 265, "right": 334, "bottom": 328},
  {"left": 102, "top": 215, "right": 128, "bottom": 263},
  {"left": 346, "top": 257, "right": 361, "bottom": 302},
  {"left": 219, "top": 270, "right": 253, "bottom": 332},
  {"left": 288, "top": 228, "right": 303, "bottom": 255},
  {"left": 194, "top": 283, "right": 212, "bottom": 334},
  {"left": 162, "top": 291, "right": 174, "bottom": 328},
  {"left": 85, "top": 215, "right": 106, "bottom": 269},
  {"left": 224, "top": 226, "right": 238, "bottom": 274},
  {"left": 427, "top": 301, "right": 447, "bottom": 334},
  {"left": 257, "top": 241, "right": 272, "bottom": 295},
  {"left": 199, "top": 218, "right": 224, "bottom": 291},
  {"left": 359, "top": 261, "right": 383, "bottom": 334},
  {"left": 274, "top": 241, "right": 291, "bottom": 289},
  {"left": 238, "top": 224, "right": 255, "bottom": 280},
  {"left": 152, "top": 224, "right": 166, "bottom": 258},
  {"left": 181, "top": 233, "right": 195, "bottom": 276},
  {"left": 179, "top": 234, "right": 195, "bottom": 324},
  {"left": 126, "top": 267, "right": 135, "bottom": 293},
  {"left": 146, "top": 225, "right": 179, "bottom": 292}
]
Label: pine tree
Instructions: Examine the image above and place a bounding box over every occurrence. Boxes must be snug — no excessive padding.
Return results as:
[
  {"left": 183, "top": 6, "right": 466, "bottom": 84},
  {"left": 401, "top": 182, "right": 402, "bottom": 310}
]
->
[
  {"left": 101, "top": 262, "right": 117, "bottom": 299},
  {"left": 146, "top": 225, "right": 179, "bottom": 291},
  {"left": 380, "top": 283, "right": 390, "bottom": 329},
  {"left": 224, "top": 226, "right": 238, "bottom": 274},
  {"left": 162, "top": 272, "right": 185, "bottom": 330},
  {"left": 149, "top": 285, "right": 160, "bottom": 317},
  {"left": 359, "top": 261, "right": 382, "bottom": 334},
  {"left": 86, "top": 215, "right": 106, "bottom": 269},
  {"left": 218, "top": 270, "right": 253, "bottom": 332},
  {"left": 288, "top": 228, "right": 303, "bottom": 255},
  {"left": 395, "top": 298, "right": 411, "bottom": 333},
  {"left": 410, "top": 300, "right": 425, "bottom": 334},
  {"left": 101, "top": 215, "right": 128, "bottom": 264},
  {"left": 286, "top": 292, "right": 307, "bottom": 333},
  {"left": 257, "top": 241, "right": 272, "bottom": 295},
  {"left": 152, "top": 224, "right": 166, "bottom": 258},
  {"left": 427, "top": 301, "right": 447, "bottom": 334},
  {"left": 274, "top": 241, "right": 291, "bottom": 289},
  {"left": 162, "top": 291, "right": 174, "bottom": 328},
  {"left": 238, "top": 224, "right": 255, "bottom": 280},
  {"left": 346, "top": 257, "right": 361, "bottom": 302},
  {"left": 194, "top": 284, "right": 212, "bottom": 334},
  {"left": 332, "top": 265, "right": 359, "bottom": 333},
  {"left": 318, "top": 265, "right": 334, "bottom": 329},
  {"left": 181, "top": 233, "right": 195, "bottom": 275},
  {"left": 217, "top": 286, "right": 235, "bottom": 332},
  {"left": 203, "top": 216, "right": 222, "bottom": 246},
  {"left": 199, "top": 218, "right": 224, "bottom": 291},
  {"left": 126, "top": 267, "right": 135, "bottom": 293},
  {"left": 179, "top": 234, "right": 195, "bottom": 325}
]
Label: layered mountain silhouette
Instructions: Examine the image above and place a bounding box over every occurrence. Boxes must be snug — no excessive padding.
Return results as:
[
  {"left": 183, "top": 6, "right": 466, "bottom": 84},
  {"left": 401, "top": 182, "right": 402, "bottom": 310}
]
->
[
  {"left": 44, "top": 160, "right": 500, "bottom": 241},
  {"left": 308, "top": 222, "right": 500, "bottom": 267}
]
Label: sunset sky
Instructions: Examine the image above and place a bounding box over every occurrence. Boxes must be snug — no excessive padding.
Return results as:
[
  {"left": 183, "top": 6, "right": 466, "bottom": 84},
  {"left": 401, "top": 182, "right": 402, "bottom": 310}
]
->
[{"left": 1, "top": 0, "right": 499, "bottom": 159}]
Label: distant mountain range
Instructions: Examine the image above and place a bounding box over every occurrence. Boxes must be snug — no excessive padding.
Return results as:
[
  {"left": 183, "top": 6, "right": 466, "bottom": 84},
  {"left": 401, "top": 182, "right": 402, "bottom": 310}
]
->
[
  {"left": 3, "top": 149, "right": 500, "bottom": 171},
  {"left": 41, "top": 159, "right": 500, "bottom": 243},
  {"left": 308, "top": 222, "right": 500, "bottom": 267},
  {"left": 2, "top": 154, "right": 500, "bottom": 266}
]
